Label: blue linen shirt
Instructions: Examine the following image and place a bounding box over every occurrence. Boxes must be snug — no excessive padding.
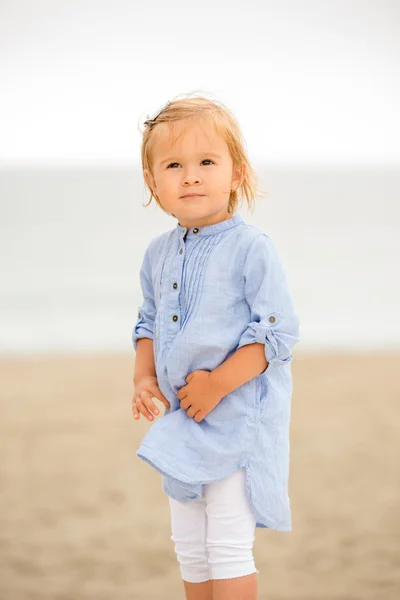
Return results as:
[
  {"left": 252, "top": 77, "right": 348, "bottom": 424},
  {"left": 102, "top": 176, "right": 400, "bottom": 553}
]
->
[{"left": 132, "top": 212, "right": 300, "bottom": 531}]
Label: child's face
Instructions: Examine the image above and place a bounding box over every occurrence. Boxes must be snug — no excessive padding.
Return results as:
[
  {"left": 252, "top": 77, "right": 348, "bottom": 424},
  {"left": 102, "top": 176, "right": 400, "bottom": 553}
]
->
[{"left": 144, "top": 119, "right": 242, "bottom": 228}]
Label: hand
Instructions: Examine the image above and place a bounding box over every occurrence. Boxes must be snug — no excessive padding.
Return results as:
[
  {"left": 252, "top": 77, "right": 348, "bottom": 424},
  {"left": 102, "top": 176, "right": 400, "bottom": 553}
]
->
[
  {"left": 133, "top": 376, "right": 171, "bottom": 422},
  {"left": 177, "top": 370, "right": 224, "bottom": 423}
]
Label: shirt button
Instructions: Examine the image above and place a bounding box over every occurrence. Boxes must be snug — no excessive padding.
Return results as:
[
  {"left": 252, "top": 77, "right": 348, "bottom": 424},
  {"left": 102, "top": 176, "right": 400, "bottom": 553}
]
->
[
  {"left": 179, "top": 248, "right": 183, "bottom": 254},
  {"left": 268, "top": 315, "right": 276, "bottom": 323},
  {"left": 193, "top": 228, "right": 199, "bottom": 234},
  {"left": 173, "top": 282, "right": 178, "bottom": 289},
  {"left": 138, "top": 312, "right": 141, "bottom": 318},
  {"left": 172, "top": 315, "right": 178, "bottom": 322}
]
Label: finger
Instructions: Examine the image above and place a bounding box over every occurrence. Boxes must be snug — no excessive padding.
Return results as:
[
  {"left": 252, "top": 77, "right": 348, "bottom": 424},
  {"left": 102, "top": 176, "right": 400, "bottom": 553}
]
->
[
  {"left": 136, "top": 393, "right": 156, "bottom": 421},
  {"left": 143, "top": 391, "right": 165, "bottom": 419},
  {"left": 141, "top": 393, "right": 158, "bottom": 420},
  {"left": 141, "top": 391, "right": 161, "bottom": 417},
  {"left": 194, "top": 410, "right": 206, "bottom": 423},
  {"left": 180, "top": 396, "right": 189, "bottom": 410},
  {"left": 132, "top": 395, "right": 140, "bottom": 419},
  {"left": 186, "top": 405, "right": 196, "bottom": 418},
  {"left": 153, "top": 387, "right": 171, "bottom": 409},
  {"left": 132, "top": 403, "right": 140, "bottom": 420}
]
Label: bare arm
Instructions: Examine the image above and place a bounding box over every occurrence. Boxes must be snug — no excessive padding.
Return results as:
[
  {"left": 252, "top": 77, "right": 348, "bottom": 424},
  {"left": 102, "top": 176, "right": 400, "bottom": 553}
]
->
[
  {"left": 134, "top": 338, "right": 156, "bottom": 385},
  {"left": 209, "top": 342, "right": 268, "bottom": 397}
]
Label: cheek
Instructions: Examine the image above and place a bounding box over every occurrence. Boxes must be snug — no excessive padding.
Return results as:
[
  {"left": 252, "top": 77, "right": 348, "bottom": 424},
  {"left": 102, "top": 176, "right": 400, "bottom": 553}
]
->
[
  {"left": 213, "top": 171, "right": 231, "bottom": 186},
  {"left": 158, "top": 176, "right": 177, "bottom": 191}
]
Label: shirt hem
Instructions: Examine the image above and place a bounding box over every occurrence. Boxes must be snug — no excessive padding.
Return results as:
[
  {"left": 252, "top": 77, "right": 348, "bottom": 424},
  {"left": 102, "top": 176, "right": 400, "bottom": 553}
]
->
[{"left": 136, "top": 445, "right": 292, "bottom": 532}]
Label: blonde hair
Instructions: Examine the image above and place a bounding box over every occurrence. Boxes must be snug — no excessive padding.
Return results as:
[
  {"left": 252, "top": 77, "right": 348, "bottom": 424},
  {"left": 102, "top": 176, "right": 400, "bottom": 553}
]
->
[{"left": 139, "top": 92, "right": 267, "bottom": 215}]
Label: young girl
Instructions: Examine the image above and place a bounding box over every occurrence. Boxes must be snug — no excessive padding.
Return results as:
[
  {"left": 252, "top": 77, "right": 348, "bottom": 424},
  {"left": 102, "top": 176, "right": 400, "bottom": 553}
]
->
[{"left": 132, "top": 94, "right": 300, "bottom": 600}]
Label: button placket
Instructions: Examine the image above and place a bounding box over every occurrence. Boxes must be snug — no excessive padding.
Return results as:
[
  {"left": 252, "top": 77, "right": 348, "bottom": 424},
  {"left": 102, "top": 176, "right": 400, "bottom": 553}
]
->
[
  {"left": 172, "top": 227, "right": 200, "bottom": 329},
  {"left": 170, "top": 235, "right": 185, "bottom": 331}
]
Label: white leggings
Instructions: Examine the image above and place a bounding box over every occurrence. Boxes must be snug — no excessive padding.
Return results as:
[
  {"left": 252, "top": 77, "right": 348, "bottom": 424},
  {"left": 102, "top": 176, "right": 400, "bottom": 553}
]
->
[{"left": 168, "top": 467, "right": 259, "bottom": 583}]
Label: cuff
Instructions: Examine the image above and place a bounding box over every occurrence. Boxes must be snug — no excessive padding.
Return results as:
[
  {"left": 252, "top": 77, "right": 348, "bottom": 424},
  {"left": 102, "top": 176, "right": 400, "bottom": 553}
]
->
[
  {"left": 132, "top": 308, "right": 154, "bottom": 352},
  {"left": 237, "top": 311, "right": 294, "bottom": 369}
]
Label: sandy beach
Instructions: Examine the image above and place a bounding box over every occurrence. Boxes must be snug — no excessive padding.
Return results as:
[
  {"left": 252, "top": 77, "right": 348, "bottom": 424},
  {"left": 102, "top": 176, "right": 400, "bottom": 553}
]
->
[{"left": 0, "top": 351, "right": 399, "bottom": 600}]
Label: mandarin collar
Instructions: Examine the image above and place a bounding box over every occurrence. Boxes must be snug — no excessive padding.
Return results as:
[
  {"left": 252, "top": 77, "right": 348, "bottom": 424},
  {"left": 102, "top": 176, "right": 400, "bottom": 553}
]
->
[{"left": 176, "top": 213, "right": 243, "bottom": 238}]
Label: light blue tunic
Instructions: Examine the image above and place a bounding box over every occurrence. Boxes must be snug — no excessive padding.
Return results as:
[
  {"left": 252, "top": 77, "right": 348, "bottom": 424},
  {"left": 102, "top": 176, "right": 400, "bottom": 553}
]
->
[{"left": 132, "top": 212, "right": 300, "bottom": 531}]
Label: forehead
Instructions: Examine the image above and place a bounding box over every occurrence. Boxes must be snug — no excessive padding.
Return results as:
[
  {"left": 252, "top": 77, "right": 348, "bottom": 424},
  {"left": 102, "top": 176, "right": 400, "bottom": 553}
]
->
[{"left": 152, "top": 119, "right": 228, "bottom": 158}]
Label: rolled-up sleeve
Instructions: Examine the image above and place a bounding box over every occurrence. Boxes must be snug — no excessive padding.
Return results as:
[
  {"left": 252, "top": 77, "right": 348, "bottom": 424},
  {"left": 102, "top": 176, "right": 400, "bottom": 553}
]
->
[
  {"left": 132, "top": 245, "right": 156, "bottom": 352},
  {"left": 236, "top": 234, "right": 300, "bottom": 370}
]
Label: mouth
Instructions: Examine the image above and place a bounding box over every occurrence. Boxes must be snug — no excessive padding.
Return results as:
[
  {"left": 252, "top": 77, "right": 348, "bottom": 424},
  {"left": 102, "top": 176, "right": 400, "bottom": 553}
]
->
[{"left": 181, "top": 194, "right": 205, "bottom": 198}]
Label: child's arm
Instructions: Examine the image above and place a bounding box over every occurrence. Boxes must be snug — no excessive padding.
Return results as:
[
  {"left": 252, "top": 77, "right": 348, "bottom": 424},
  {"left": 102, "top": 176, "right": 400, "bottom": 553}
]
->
[
  {"left": 134, "top": 338, "right": 157, "bottom": 384},
  {"left": 209, "top": 342, "right": 268, "bottom": 397},
  {"left": 132, "top": 243, "right": 157, "bottom": 354},
  {"left": 210, "top": 234, "right": 300, "bottom": 397},
  {"left": 133, "top": 338, "right": 170, "bottom": 420},
  {"left": 132, "top": 243, "right": 171, "bottom": 419},
  {"left": 132, "top": 242, "right": 158, "bottom": 383}
]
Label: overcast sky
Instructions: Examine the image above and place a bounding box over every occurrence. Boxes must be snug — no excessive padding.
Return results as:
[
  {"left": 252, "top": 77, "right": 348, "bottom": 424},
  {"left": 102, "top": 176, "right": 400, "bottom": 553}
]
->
[{"left": 0, "top": 0, "right": 399, "bottom": 166}]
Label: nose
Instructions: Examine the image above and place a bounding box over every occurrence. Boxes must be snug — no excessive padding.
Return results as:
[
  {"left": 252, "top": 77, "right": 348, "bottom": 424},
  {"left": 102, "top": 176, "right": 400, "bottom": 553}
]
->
[{"left": 182, "top": 172, "right": 202, "bottom": 186}]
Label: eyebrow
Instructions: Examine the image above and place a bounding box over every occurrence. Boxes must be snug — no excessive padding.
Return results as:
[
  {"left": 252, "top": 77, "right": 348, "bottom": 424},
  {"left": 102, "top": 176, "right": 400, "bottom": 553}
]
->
[{"left": 159, "top": 153, "right": 223, "bottom": 166}]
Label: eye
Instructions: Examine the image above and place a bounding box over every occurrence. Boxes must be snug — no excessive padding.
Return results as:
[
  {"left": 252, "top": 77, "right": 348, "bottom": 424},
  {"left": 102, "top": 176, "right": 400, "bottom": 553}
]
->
[{"left": 166, "top": 159, "right": 215, "bottom": 169}]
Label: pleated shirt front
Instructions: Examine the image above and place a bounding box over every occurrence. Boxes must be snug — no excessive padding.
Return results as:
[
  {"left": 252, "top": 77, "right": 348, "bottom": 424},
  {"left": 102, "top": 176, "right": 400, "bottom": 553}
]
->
[{"left": 132, "top": 212, "right": 300, "bottom": 530}]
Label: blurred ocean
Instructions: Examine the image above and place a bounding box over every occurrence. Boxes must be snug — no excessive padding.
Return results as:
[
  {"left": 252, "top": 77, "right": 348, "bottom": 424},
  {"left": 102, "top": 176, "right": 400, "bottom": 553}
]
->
[{"left": 1, "top": 165, "right": 399, "bottom": 355}]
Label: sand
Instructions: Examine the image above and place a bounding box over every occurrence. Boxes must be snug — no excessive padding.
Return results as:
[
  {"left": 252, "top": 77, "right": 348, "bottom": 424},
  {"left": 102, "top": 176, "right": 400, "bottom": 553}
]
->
[{"left": 0, "top": 351, "right": 399, "bottom": 600}]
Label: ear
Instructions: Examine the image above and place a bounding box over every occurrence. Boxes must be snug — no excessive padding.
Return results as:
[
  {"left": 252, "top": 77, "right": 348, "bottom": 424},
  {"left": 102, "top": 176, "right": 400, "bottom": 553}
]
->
[
  {"left": 231, "top": 163, "right": 246, "bottom": 192},
  {"left": 143, "top": 168, "right": 157, "bottom": 195}
]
